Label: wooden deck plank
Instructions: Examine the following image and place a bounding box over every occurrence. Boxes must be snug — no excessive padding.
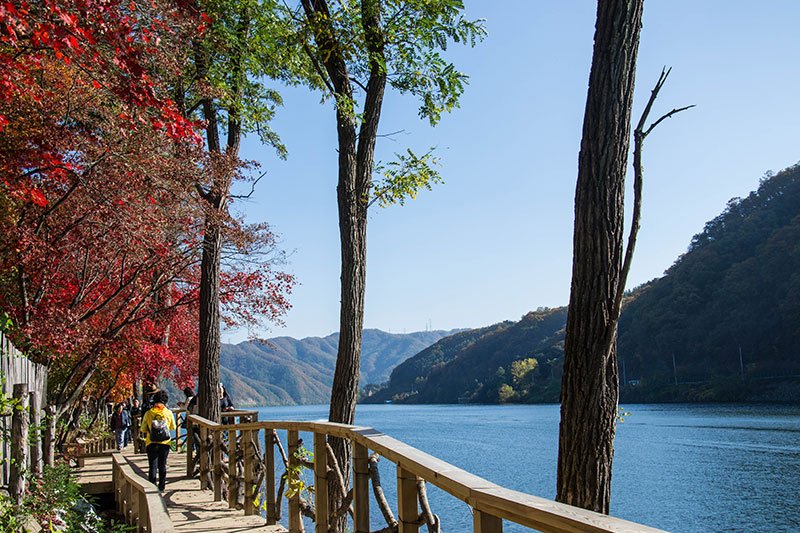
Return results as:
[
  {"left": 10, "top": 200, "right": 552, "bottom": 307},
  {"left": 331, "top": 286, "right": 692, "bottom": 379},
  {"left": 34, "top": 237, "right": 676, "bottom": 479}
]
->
[{"left": 76, "top": 448, "right": 286, "bottom": 532}]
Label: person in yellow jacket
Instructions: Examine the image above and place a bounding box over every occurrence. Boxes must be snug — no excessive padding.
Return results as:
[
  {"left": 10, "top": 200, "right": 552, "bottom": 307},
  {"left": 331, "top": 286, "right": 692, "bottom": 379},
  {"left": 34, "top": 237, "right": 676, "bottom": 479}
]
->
[{"left": 139, "top": 390, "right": 176, "bottom": 492}]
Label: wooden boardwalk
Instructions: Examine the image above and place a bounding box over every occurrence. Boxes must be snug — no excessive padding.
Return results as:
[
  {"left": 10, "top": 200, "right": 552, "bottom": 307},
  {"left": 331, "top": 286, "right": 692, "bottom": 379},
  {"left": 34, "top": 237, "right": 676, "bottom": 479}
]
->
[{"left": 76, "top": 448, "right": 286, "bottom": 532}]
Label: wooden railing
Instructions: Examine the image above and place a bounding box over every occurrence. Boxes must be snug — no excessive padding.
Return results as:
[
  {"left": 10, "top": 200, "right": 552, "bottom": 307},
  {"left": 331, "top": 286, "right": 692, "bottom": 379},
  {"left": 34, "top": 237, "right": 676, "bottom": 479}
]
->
[
  {"left": 185, "top": 413, "right": 666, "bottom": 533},
  {"left": 68, "top": 434, "right": 117, "bottom": 467},
  {"left": 111, "top": 452, "right": 173, "bottom": 533}
]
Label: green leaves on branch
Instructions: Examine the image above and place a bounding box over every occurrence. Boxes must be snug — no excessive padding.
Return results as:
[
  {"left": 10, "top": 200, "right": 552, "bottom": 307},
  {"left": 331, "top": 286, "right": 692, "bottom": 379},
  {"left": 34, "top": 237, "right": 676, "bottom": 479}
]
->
[
  {"left": 384, "top": 0, "right": 486, "bottom": 125},
  {"left": 293, "top": 0, "right": 485, "bottom": 125},
  {"left": 371, "top": 147, "right": 442, "bottom": 208},
  {"left": 285, "top": 445, "right": 313, "bottom": 499}
]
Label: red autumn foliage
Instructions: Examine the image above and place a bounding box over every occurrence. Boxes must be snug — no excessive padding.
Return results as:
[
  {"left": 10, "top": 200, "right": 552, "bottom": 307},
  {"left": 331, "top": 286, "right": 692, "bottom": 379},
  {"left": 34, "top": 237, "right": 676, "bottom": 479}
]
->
[{"left": 0, "top": 1, "right": 295, "bottom": 407}]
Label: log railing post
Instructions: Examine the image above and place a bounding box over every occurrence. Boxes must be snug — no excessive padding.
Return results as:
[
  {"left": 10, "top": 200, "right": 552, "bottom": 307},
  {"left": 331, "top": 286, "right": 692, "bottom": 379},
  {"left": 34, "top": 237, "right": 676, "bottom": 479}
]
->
[
  {"left": 10, "top": 383, "right": 29, "bottom": 506},
  {"left": 131, "top": 487, "right": 140, "bottom": 525},
  {"left": 43, "top": 404, "right": 56, "bottom": 468},
  {"left": 125, "top": 479, "right": 133, "bottom": 522},
  {"left": 397, "top": 466, "right": 419, "bottom": 533},
  {"left": 244, "top": 429, "right": 256, "bottom": 515},
  {"left": 138, "top": 491, "right": 148, "bottom": 533},
  {"left": 186, "top": 417, "right": 194, "bottom": 477},
  {"left": 227, "top": 428, "right": 238, "bottom": 509},
  {"left": 265, "top": 429, "right": 277, "bottom": 525},
  {"left": 473, "top": 509, "right": 503, "bottom": 532},
  {"left": 28, "top": 390, "right": 41, "bottom": 477},
  {"left": 199, "top": 425, "right": 209, "bottom": 490},
  {"left": 313, "top": 432, "right": 328, "bottom": 532},
  {"left": 213, "top": 429, "right": 223, "bottom": 501},
  {"left": 112, "top": 458, "right": 120, "bottom": 515},
  {"left": 288, "top": 430, "right": 302, "bottom": 533},
  {"left": 353, "top": 442, "right": 370, "bottom": 533}
]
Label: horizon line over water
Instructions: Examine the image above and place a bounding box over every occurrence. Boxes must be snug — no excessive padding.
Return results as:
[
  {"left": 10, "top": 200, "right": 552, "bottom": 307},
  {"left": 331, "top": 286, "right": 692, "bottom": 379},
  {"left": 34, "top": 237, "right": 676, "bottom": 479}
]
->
[{"left": 252, "top": 403, "right": 800, "bottom": 532}]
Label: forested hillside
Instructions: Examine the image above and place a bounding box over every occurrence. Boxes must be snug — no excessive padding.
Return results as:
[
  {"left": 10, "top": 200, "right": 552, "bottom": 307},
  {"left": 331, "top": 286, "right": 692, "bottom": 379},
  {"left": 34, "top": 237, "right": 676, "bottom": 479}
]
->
[
  {"left": 618, "top": 164, "right": 800, "bottom": 400},
  {"left": 364, "top": 308, "right": 567, "bottom": 403},
  {"left": 367, "top": 165, "right": 800, "bottom": 404}
]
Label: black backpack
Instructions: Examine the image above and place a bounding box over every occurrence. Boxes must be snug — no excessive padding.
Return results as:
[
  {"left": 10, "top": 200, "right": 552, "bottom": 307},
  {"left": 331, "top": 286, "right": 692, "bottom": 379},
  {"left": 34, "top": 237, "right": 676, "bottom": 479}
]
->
[{"left": 149, "top": 412, "right": 171, "bottom": 442}]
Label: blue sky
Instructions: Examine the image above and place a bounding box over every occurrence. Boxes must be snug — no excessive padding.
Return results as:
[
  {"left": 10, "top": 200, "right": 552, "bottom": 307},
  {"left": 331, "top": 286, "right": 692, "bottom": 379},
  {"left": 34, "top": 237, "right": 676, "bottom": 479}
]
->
[{"left": 226, "top": 0, "right": 800, "bottom": 341}]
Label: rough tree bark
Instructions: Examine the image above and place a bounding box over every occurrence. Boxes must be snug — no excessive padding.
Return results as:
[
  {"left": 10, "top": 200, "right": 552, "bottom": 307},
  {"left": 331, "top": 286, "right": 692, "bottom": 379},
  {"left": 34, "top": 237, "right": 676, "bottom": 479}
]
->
[
  {"left": 556, "top": 0, "right": 644, "bottom": 514},
  {"left": 194, "top": 6, "right": 247, "bottom": 422},
  {"left": 300, "top": 1, "right": 386, "bottom": 528}
]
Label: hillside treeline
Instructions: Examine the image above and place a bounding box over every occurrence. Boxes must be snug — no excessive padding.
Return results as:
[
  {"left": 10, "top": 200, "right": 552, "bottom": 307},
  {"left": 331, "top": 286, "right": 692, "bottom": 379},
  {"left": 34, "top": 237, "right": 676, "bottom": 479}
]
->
[{"left": 366, "top": 164, "right": 800, "bottom": 404}]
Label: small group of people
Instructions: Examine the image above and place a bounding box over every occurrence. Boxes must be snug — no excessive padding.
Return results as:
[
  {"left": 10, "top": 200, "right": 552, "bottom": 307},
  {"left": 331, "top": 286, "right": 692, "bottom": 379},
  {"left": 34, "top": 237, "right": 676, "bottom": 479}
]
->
[
  {"left": 109, "top": 397, "right": 144, "bottom": 450},
  {"left": 111, "top": 382, "right": 237, "bottom": 493},
  {"left": 180, "top": 383, "right": 236, "bottom": 414}
]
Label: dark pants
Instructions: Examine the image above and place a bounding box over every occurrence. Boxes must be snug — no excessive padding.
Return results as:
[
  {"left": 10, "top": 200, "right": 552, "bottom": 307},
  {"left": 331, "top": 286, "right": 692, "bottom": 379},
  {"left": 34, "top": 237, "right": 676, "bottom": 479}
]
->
[{"left": 146, "top": 443, "right": 170, "bottom": 491}]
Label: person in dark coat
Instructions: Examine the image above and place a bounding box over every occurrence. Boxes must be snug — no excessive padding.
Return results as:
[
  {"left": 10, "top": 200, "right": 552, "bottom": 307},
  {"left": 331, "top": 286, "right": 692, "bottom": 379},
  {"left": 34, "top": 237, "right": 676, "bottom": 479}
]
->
[{"left": 110, "top": 403, "right": 131, "bottom": 450}]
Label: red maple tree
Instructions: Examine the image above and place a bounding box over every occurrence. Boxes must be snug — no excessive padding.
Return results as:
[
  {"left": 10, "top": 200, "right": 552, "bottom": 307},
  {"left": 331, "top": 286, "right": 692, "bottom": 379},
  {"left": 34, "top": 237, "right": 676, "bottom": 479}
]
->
[{"left": 1, "top": 1, "right": 294, "bottom": 413}]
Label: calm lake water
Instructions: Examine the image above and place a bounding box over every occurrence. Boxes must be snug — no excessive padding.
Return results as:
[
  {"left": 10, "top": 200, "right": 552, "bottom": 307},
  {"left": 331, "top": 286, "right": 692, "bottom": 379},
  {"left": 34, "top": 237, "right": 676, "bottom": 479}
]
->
[{"left": 252, "top": 403, "right": 800, "bottom": 532}]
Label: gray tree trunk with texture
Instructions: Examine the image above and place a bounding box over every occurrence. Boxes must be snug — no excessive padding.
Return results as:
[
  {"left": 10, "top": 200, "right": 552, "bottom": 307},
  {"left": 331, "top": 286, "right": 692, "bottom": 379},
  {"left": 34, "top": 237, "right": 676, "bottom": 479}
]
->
[{"left": 556, "top": 0, "right": 644, "bottom": 514}]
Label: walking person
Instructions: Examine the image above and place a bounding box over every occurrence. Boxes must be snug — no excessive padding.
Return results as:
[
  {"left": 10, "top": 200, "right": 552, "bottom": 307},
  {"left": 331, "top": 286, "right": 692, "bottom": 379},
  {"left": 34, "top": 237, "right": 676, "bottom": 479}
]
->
[
  {"left": 130, "top": 397, "right": 142, "bottom": 418},
  {"left": 127, "top": 398, "right": 142, "bottom": 449},
  {"left": 110, "top": 403, "right": 131, "bottom": 450},
  {"left": 139, "top": 390, "right": 176, "bottom": 492}
]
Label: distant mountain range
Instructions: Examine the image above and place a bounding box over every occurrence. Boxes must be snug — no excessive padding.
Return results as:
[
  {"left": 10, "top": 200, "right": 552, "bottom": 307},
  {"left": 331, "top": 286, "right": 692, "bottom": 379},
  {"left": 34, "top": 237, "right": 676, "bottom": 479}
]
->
[
  {"left": 216, "top": 329, "right": 458, "bottom": 406},
  {"left": 168, "top": 164, "right": 800, "bottom": 407}
]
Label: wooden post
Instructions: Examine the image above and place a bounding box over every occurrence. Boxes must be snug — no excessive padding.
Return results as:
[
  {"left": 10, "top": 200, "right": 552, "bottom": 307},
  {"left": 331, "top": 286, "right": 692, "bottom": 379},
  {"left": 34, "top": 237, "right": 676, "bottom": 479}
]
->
[
  {"left": 213, "top": 430, "right": 223, "bottom": 501},
  {"left": 125, "top": 480, "right": 133, "bottom": 523},
  {"left": 43, "top": 404, "right": 56, "bottom": 468},
  {"left": 313, "top": 432, "right": 328, "bottom": 532},
  {"left": 288, "top": 430, "right": 302, "bottom": 533},
  {"left": 353, "top": 442, "right": 370, "bottom": 533},
  {"left": 265, "top": 429, "right": 277, "bottom": 525},
  {"left": 137, "top": 491, "right": 148, "bottom": 533},
  {"left": 199, "top": 425, "right": 209, "bottom": 490},
  {"left": 112, "top": 458, "right": 120, "bottom": 515},
  {"left": 397, "top": 466, "right": 419, "bottom": 533},
  {"left": 244, "top": 429, "right": 255, "bottom": 515},
  {"left": 28, "top": 391, "right": 41, "bottom": 477},
  {"left": 131, "top": 487, "right": 139, "bottom": 524},
  {"left": 10, "top": 383, "right": 29, "bottom": 506},
  {"left": 227, "top": 428, "right": 238, "bottom": 509},
  {"left": 186, "top": 417, "right": 194, "bottom": 477},
  {"left": 473, "top": 509, "right": 503, "bottom": 532}
]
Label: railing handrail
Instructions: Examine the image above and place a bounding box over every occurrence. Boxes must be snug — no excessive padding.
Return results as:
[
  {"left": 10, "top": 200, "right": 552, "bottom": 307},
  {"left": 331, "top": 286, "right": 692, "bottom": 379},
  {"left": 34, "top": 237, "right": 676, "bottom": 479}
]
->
[
  {"left": 186, "top": 414, "right": 664, "bottom": 533},
  {"left": 112, "top": 452, "right": 174, "bottom": 533}
]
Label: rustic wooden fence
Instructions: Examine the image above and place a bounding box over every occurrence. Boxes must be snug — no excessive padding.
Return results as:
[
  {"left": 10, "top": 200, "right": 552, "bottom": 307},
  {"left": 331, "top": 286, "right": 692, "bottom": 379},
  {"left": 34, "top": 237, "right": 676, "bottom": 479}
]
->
[
  {"left": 0, "top": 331, "right": 48, "bottom": 493},
  {"left": 112, "top": 452, "right": 173, "bottom": 533},
  {"left": 185, "top": 412, "right": 667, "bottom": 533}
]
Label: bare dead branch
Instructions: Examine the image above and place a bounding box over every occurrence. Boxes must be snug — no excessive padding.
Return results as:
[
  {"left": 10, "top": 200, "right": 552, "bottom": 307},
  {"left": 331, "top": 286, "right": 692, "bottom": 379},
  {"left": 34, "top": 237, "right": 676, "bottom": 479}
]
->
[
  {"left": 376, "top": 129, "right": 407, "bottom": 139},
  {"left": 230, "top": 171, "right": 267, "bottom": 199},
  {"left": 612, "top": 67, "right": 694, "bottom": 328}
]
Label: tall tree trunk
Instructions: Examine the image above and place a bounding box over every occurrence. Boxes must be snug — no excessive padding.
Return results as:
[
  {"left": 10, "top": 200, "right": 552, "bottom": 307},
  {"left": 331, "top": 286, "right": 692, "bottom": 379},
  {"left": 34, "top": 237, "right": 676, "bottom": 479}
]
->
[
  {"left": 198, "top": 212, "right": 223, "bottom": 423},
  {"left": 193, "top": 5, "right": 246, "bottom": 421},
  {"left": 327, "top": 123, "right": 362, "bottom": 528},
  {"left": 299, "top": 2, "right": 386, "bottom": 528},
  {"left": 326, "top": 2, "right": 387, "bottom": 529},
  {"left": 556, "top": 0, "right": 644, "bottom": 514}
]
